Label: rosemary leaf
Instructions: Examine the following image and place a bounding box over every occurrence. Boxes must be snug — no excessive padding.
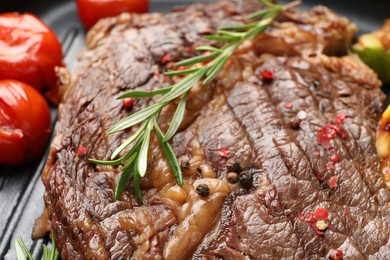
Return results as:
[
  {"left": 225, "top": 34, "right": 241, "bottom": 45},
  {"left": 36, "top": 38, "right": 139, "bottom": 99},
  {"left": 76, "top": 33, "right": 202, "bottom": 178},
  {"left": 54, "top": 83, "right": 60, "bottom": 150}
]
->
[
  {"left": 175, "top": 52, "right": 219, "bottom": 67},
  {"left": 111, "top": 122, "right": 147, "bottom": 159},
  {"left": 259, "top": 0, "right": 278, "bottom": 8},
  {"left": 133, "top": 165, "right": 143, "bottom": 203},
  {"left": 163, "top": 92, "right": 188, "bottom": 142},
  {"left": 203, "top": 35, "right": 239, "bottom": 42},
  {"left": 154, "top": 119, "right": 183, "bottom": 186},
  {"left": 246, "top": 9, "right": 269, "bottom": 20},
  {"left": 159, "top": 68, "right": 206, "bottom": 104},
  {"left": 15, "top": 237, "right": 32, "bottom": 260},
  {"left": 107, "top": 103, "right": 161, "bottom": 134},
  {"left": 165, "top": 68, "right": 200, "bottom": 77},
  {"left": 217, "top": 29, "right": 244, "bottom": 38},
  {"left": 194, "top": 46, "right": 222, "bottom": 52},
  {"left": 88, "top": 157, "right": 123, "bottom": 166},
  {"left": 219, "top": 22, "right": 258, "bottom": 31},
  {"left": 137, "top": 120, "right": 153, "bottom": 177},
  {"left": 117, "top": 87, "right": 171, "bottom": 99},
  {"left": 203, "top": 55, "right": 231, "bottom": 85},
  {"left": 115, "top": 153, "right": 137, "bottom": 199}
]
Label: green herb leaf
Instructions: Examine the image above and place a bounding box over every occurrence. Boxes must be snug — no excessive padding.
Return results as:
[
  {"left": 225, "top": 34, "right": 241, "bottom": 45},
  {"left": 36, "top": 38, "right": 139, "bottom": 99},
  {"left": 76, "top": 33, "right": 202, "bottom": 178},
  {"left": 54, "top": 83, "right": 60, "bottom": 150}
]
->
[
  {"left": 88, "top": 157, "right": 123, "bottom": 166},
  {"left": 217, "top": 29, "right": 244, "bottom": 38},
  {"left": 133, "top": 164, "right": 143, "bottom": 204},
  {"left": 204, "top": 53, "right": 232, "bottom": 85},
  {"left": 137, "top": 120, "right": 153, "bottom": 177},
  {"left": 203, "top": 35, "right": 239, "bottom": 42},
  {"left": 175, "top": 52, "right": 219, "bottom": 67},
  {"left": 15, "top": 237, "right": 32, "bottom": 260},
  {"left": 194, "top": 46, "right": 222, "bottom": 52},
  {"left": 154, "top": 119, "right": 183, "bottom": 186},
  {"left": 111, "top": 122, "right": 147, "bottom": 159},
  {"left": 246, "top": 9, "right": 269, "bottom": 20},
  {"left": 159, "top": 68, "right": 206, "bottom": 104},
  {"left": 107, "top": 103, "right": 161, "bottom": 134},
  {"left": 117, "top": 87, "right": 171, "bottom": 99},
  {"left": 219, "top": 22, "right": 258, "bottom": 31},
  {"left": 114, "top": 153, "right": 137, "bottom": 199},
  {"left": 163, "top": 92, "right": 188, "bottom": 142},
  {"left": 165, "top": 68, "right": 201, "bottom": 77}
]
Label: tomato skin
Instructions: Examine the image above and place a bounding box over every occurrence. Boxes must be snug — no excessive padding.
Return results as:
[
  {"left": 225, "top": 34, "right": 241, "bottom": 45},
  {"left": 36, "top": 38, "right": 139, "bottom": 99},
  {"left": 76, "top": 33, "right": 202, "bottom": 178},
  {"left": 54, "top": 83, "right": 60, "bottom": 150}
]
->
[
  {"left": 0, "top": 80, "right": 51, "bottom": 164},
  {"left": 0, "top": 13, "right": 63, "bottom": 92},
  {"left": 77, "top": 0, "right": 150, "bottom": 29}
]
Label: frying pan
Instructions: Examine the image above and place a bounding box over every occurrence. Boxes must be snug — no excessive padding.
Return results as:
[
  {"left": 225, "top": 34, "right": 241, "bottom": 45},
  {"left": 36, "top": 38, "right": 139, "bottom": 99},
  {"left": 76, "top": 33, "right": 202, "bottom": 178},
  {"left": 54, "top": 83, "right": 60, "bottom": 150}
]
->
[{"left": 0, "top": 0, "right": 388, "bottom": 258}]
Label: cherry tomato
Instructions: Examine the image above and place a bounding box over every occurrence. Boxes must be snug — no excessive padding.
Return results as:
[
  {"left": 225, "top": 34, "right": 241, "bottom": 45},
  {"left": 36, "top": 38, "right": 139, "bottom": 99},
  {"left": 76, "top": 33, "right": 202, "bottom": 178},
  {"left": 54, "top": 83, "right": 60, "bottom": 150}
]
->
[
  {"left": 76, "top": 0, "right": 150, "bottom": 29},
  {"left": 0, "top": 13, "right": 63, "bottom": 92},
  {"left": 0, "top": 80, "right": 51, "bottom": 164}
]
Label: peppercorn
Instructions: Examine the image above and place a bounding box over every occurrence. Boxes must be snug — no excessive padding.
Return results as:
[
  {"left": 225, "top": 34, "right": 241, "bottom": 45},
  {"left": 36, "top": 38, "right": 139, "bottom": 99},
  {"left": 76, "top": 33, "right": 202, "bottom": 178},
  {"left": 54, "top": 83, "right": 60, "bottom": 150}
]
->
[
  {"left": 180, "top": 160, "right": 190, "bottom": 170},
  {"left": 239, "top": 170, "right": 253, "bottom": 186},
  {"left": 328, "top": 249, "right": 343, "bottom": 260},
  {"left": 227, "top": 172, "right": 239, "bottom": 183},
  {"left": 227, "top": 161, "right": 241, "bottom": 173},
  {"left": 196, "top": 184, "right": 210, "bottom": 197},
  {"left": 289, "top": 117, "right": 301, "bottom": 129}
]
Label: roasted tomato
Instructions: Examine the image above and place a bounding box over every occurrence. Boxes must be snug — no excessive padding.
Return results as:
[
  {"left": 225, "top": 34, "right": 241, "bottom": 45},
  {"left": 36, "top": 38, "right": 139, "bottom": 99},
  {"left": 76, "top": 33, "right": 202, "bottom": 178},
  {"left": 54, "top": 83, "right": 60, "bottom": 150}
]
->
[
  {"left": 0, "top": 80, "right": 51, "bottom": 164},
  {"left": 76, "top": 0, "right": 150, "bottom": 29},
  {"left": 0, "top": 13, "right": 62, "bottom": 92}
]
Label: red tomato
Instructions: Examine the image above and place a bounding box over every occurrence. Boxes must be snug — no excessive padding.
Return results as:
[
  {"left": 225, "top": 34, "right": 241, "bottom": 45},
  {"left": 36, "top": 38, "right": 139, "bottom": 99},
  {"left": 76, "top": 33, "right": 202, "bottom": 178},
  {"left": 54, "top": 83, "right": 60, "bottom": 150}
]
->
[
  {"left": 77, "top": 0, "right": 150, "bottom": 29},
  {"left": 0, "top": 80, "right": 51, "bottom": 164},
  {"left": 0, "top": 13, "right": 63, "bottom": 92}
]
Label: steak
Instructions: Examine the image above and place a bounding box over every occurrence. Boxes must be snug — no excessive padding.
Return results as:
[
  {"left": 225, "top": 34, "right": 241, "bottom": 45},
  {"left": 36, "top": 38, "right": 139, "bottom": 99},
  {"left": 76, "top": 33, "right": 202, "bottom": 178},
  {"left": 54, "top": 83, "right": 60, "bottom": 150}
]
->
[{"left": 41, "top": 0, "right": 390, "bottom": 259}]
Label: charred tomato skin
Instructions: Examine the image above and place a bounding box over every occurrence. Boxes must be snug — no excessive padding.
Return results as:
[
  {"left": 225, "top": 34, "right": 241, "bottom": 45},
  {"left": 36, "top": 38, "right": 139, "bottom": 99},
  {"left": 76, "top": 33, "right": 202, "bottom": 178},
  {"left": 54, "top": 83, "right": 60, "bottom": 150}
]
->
[
  {"left": 0, "top": 80, "right": 51, "bottom": 164},
  {"left": 0, "top": 13, "right": 63, "bottom": 92},
  {"left": 76, "top": 0, "right": 150, "bottom": 29}
]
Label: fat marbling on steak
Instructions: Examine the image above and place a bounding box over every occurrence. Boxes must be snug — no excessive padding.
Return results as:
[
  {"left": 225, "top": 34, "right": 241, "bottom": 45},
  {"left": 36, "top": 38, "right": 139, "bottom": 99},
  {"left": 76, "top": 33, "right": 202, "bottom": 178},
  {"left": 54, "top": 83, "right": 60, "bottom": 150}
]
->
[{"left": 41, "top": 0, "right": 390, "bottom": 259}]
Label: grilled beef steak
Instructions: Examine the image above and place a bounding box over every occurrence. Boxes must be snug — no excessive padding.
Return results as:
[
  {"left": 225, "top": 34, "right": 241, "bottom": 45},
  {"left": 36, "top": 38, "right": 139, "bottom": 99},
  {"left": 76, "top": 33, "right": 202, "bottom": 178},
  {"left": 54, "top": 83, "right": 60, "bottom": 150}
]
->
[{"left": 42, "top": 0, "right": 390, "bottom": 259}]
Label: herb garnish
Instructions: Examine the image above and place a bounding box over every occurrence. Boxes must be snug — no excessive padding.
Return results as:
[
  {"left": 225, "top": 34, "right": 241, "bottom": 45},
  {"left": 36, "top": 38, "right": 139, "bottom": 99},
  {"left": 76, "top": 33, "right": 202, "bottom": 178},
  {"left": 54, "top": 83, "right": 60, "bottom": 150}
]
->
[
  {"left": 89, "top": 0, "right": 300, "bottom": 201},
  {"left": 15, "top": 230, "right": 59, "bottom": 260}
]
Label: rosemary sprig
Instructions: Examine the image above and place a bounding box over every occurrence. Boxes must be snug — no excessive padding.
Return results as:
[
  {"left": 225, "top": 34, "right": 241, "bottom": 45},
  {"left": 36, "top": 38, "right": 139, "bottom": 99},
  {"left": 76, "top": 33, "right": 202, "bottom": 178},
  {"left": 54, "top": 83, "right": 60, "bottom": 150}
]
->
[
  {"left": 90, "top": 0, "right": 300, "bottom": 201},
  {"left": 15, "top": 230, "right": 59, "bottom": 260}
]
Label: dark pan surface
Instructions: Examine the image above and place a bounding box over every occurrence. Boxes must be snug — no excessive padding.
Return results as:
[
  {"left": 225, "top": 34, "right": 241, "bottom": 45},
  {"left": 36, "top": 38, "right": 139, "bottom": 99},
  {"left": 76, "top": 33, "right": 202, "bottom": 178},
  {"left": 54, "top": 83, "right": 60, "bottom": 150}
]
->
[{"left": 0, "top": 0, "right": 388, "bottom": 259}]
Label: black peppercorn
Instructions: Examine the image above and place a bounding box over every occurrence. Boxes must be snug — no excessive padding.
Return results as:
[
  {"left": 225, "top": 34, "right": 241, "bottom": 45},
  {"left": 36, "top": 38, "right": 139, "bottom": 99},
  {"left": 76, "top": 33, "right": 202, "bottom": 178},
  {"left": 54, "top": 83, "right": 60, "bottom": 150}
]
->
[
  {"left": 239, "top": 170, "right": 253, "bottom": 186},
  {"left": 196, "top": 184, "right": 210, "bottom": 197},
  {"left": 289, "top": 117, "right": 301, "bottom": 129},
  {"left": 227, "top": 161, "right": 241, "bottom": 173},
  {"left": 180, "top": 160, "right": 190, "bottom": 170},
  {"left": 227, "top": 172, "right": 239, "bottom": 183}
]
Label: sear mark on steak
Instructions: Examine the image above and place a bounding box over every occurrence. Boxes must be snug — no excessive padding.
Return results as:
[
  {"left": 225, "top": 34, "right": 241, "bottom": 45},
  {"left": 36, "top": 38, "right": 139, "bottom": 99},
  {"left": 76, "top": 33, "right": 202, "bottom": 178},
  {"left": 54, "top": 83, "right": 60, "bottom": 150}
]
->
[{"left": 41, "top": 0, "right": 390, "bottom": 259}]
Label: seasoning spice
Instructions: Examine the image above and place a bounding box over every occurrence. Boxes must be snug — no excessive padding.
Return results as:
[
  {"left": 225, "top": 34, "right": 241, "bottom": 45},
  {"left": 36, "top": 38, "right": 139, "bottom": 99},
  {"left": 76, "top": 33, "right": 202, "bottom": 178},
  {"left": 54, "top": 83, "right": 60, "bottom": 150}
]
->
[
  {"left": 239, "top": 170, "right": 253, "bottom": 186},
  {"left": 260, "top": 69, "right": 274, "bottom": 81},
  {"left": 335, "top": 112, "right": 346, "bottom": 125},
  {"left": 289, "top": 117, "right": 301, "bottom": 129},
  {"left": 284, "top": 102, "right": 293, "bottom": 109},
  {"left": 227, "top": 161, "right": 241, "bottom": 173},
  {"left": 330, "top": 154, "right": 340, "bottom": 163},
  {"left": 317, "top": 124, "right": 348, "bottom": 147},
  {"left": 227, "top": 172, "right": 239, "bottom": 183},
  {"left": 122, "top": 97, "right": 134, "bottom": 109},
  {"left": 328, "top": 249, "right": 343, "bottom": 260},
  {"left": 180, "top": 160, "right": 190, "bottom": 170},
  {"left": 219, "top": 147, "right": 230, "bottom": 158},
  {"left": 305, "top": 208, "right": 329, "bottom": 235},
  {"left": 328, "top": 176, "right": 338, "bottom": 189},
  {"left": 327, "top": 162, "right": 335, "bottom": 170},
  {"left": 297, "top": 111, "right": 307, "bottom": 120},
  {"left": 196, "top": 184, "right": 210, "bottom": 197},
  {"left": 161, "top": 54, "right": 170, "bottom": 64},
  {"left": 77, "top": 146, "right": 87, "bottom": 157}
]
